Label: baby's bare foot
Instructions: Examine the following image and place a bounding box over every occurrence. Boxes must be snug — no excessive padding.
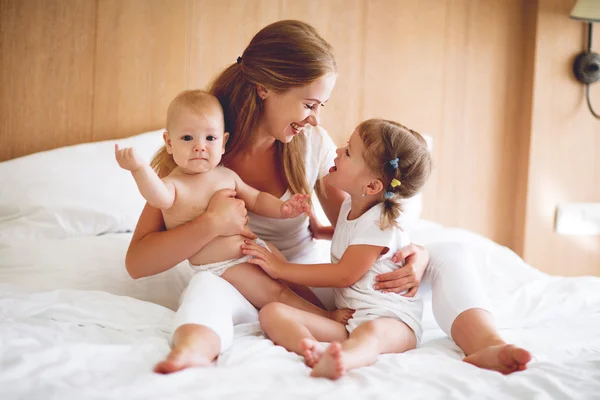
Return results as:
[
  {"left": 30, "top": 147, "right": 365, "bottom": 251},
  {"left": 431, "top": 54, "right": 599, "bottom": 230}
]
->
[
  {"left": 329, "top": 308, "right": 354, "bottom": 325},
  {"left": 154, "top": 346, "right": 212, "bottom": 374},
  {"left": 311, "top": 342, "right": 346, "bottom": 380},
  {"left": 463, "top": 344, "right": 532, "bottom": 375},
  {"left": 300, "top": 338, "right": 326, "bottom": 367}
]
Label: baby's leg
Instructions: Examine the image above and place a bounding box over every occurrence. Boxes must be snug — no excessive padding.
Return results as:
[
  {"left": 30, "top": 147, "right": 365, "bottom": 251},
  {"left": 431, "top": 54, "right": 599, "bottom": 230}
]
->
[
  {"left": 222, "top": 263, "right": 335, "bottom": 320},
  {"left": 311, "top": 318, "right": 416, "bottom": 380},
  {"left": 259, "top": 302, "right": 348, "bottom": 357}
]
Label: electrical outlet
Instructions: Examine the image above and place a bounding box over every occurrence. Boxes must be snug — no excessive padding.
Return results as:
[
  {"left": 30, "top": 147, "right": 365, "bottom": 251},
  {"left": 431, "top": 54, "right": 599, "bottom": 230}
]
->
[{"left": 555, "top": 203, "right": 600, "bottom": 235}]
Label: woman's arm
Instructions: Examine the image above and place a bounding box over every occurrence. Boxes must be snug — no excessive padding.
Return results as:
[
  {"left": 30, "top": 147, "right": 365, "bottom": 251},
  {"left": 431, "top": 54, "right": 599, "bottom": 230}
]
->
[
  {"left": 126, "top": 189, "right": 256, "bottom": 279},
  {"left": 241, "top": 241, "right": 383, "bottom": 288},
  {"left": 309, "top": 180, "right": 348, "bottom": 240},
  {"left": 315, "top": 180, "right": 348, "bottom": 227}
]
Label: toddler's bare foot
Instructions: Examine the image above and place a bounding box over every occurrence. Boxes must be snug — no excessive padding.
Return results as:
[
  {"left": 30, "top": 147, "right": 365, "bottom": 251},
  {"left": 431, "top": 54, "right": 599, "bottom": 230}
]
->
[
  {"left": 463, "top": 344, "right": 532, "bottom": 375},
  {"left": 329, "top": 308, "right": 354, "bottom": 325},
  {"left": 300, "top": 338, "right": 326, "bottom": 367},
  {"left": 154, "top": 346, "right": 213, "bottom": 374},
  {"left": 311, "top": 342, "right": 347, "bottom": 380}
]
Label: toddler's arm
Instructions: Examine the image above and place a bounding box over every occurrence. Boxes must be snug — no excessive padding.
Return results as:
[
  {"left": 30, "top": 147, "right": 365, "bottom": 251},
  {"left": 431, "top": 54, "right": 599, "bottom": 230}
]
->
[
  {"left": 115, "top": 144, "right": 176, "bottom": 209},
  {"left": 232, "top": 172, "right": 310, "bottom": 218},
  {"left": 241, "top": 241, "right": 384, "bottom": 288}
]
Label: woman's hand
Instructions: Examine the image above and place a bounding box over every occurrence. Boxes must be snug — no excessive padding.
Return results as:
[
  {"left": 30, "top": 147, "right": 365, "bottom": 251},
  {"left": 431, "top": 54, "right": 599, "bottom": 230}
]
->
[
  {"left": 241, "top": 240, "right": 285, "bottom": 280},
  {"left": 206, "top": 189, "right": 257, "bottom": 239},
  {"left": 373, "top": 243, "right": 429, "bottom": 297}
]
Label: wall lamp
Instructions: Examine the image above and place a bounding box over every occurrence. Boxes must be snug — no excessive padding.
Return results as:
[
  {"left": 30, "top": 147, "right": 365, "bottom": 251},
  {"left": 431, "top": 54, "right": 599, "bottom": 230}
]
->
[{"left": 571, "top": 0, "right": 600, "bottom": 119}]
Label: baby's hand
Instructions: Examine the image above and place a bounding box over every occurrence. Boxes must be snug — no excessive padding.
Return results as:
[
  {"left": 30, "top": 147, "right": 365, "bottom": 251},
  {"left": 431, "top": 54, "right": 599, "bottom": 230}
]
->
[
  {"left": 329, "top": 308, "right": 355, "bottom": 325},
  {"left": 115, "top": 144, "right": 145, "bottom": 172},
  {"left": 241, "top": 240, "right": 284, "bottom": 279},
  {"left": 280, "top": 194, "right": 311, "bottom": 219}
]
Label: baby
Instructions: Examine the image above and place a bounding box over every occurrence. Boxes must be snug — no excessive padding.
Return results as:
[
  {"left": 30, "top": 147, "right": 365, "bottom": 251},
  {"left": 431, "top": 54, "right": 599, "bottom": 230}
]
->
[
  {"left": 115, "top": 90, "right": 350, "bottom": 334},
  {"left": 242, "top": 119, "right": 432, "bottom": 379}
]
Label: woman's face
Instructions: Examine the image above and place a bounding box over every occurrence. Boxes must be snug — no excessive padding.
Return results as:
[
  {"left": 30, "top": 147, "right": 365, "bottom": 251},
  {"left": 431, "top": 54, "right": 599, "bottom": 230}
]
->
[{"left": 260, "top": 73, "right": 337, "bottom": 143}]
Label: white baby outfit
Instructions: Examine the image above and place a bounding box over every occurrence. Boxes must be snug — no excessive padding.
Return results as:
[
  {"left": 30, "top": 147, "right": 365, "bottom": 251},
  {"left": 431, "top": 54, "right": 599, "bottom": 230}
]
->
[
  {"left": 187, "top": 238, "right": 270, "bottom": 276},
  {"left": 331, "top": 197, "right": 424, "bottom": 344}
]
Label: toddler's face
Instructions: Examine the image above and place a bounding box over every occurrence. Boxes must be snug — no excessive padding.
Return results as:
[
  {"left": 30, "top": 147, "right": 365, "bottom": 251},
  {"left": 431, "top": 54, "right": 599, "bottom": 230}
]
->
[
  {"left": 325, "top": 129, "right": 374, "bottom": 196},
  {"left": 165, "top": 109, "right": 227, "bottom": 174}
]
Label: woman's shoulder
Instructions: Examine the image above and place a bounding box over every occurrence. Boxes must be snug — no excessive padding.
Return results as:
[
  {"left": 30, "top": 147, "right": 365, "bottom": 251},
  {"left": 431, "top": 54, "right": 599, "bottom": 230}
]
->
[
  {"left": 304, "top": 125, "right": 332, "bottom": 141},
  {"left": 303, "top": 125, "right": 335, "bottom": 152}
]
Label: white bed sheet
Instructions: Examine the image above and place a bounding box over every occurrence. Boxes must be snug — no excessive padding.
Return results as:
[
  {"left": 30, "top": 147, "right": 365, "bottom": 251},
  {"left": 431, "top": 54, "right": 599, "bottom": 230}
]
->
[{"left": 1, "top": 222, "right": 600, "bottom": 399}]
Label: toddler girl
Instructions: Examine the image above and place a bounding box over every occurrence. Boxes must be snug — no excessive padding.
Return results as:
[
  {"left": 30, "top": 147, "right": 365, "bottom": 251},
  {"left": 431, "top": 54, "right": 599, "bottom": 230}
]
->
[{"left": 242, "top": 119, "right": 432, "bottom": 379}]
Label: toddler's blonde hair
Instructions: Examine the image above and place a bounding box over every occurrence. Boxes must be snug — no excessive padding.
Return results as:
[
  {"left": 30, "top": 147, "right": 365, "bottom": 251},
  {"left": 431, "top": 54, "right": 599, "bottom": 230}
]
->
[{"left": 358, "top": 119, "right": 432, "bottom": 230}]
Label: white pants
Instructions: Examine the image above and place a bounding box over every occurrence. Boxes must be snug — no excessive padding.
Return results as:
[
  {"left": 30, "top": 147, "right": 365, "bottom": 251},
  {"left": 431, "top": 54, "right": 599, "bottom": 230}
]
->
[
  {"left": 172, "top": 271, "right": 258, "bottom": 353},
  {"left": 171, "top": 241, "right": 490, "bottom": 352},
  {"left": 422, "top": 242, "right": 491, "bottom": 336}
]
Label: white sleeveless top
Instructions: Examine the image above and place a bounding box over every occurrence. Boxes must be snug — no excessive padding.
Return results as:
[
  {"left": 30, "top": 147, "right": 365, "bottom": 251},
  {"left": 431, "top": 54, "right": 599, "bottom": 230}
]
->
[{"left": 247, "top": 126, "right": 337, "bottom": 262}]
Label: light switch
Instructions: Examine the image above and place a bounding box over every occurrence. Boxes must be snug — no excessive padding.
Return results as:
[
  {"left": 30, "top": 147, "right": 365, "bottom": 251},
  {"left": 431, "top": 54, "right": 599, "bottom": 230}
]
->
[{"left": 555, "top": 203, "right": 600, "bottom": 235}]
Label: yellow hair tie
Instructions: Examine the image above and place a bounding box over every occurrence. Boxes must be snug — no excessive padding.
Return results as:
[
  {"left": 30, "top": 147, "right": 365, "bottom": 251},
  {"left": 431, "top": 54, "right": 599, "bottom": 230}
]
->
[{"left": 391, "top": 178, "right": 401, "bottom": 188}]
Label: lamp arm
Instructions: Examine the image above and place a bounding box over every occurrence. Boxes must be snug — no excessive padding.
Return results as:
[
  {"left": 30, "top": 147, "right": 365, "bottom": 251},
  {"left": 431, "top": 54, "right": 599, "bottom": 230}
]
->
[{"left": 586, "top": 84, "right": 600, "bottom": 119}]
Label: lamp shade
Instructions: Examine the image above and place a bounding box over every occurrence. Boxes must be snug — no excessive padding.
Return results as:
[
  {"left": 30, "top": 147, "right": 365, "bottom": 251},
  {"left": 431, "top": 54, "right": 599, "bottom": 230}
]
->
[{"left": 571, "top": 0, "right": 600, "bottom": 22}]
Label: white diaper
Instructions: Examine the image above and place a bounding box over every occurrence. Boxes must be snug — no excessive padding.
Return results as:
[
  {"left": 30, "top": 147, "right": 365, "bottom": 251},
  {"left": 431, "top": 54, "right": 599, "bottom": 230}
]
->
[{"left": 188, "top": 238, "right": 270, "bottom": 276}]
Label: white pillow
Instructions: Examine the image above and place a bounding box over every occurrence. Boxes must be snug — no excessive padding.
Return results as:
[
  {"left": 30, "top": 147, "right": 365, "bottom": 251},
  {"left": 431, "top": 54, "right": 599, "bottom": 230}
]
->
[
  {"left": 0, "top": 130, "right": 164, "bottom": 246},
  {"left": 0, "top": 130, "right": 432, "bottom": 246},
  {"left": 0, "top": 233, "right": 192, "bottom": 311}
]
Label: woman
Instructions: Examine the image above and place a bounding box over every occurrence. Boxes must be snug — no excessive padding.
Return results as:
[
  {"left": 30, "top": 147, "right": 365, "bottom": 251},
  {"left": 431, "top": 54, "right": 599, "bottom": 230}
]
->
[{"left": 127, "top": 20, "right": 531, "bottom": 375}]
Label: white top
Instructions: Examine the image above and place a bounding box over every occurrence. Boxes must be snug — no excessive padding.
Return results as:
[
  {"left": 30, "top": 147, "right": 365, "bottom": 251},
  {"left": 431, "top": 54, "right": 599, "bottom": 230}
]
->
[
  {"left": 247, "top": 126, "right": 337, "bottom": 262},
  {"left": 331, "top": 197, "right": 411, "bottom": 308}
]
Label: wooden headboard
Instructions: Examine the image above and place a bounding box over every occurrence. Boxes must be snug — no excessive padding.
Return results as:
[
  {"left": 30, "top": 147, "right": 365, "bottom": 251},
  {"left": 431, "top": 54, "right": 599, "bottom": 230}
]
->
[{"left": 2, "top": 0, "right": 598, "bottom": 276}]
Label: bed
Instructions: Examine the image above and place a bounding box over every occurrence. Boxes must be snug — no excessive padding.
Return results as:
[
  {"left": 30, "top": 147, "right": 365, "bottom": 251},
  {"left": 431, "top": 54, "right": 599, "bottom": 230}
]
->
[{"left": 1, "top": 130, "right": 599, "bottom": 399}]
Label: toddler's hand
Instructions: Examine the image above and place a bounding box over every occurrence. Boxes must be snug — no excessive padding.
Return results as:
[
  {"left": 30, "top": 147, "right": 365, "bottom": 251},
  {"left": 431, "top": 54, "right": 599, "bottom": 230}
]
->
[
  {"left": 241, "top": 240, "right": 284, "bottom": 279},
  {"left": 115, "top": 144, "right": 145, "bottom": 172},
  {"left": 281, "top": 194, "right": 311, "bottom": 219},
  {"left": 329, "top": 308, "right": 354, "bottom": 325}
]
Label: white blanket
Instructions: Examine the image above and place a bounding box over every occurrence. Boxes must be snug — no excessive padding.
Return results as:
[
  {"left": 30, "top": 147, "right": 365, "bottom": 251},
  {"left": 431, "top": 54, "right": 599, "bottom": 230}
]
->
[{"left": 1, "top": 223, "right": 600, "bottom": 399}]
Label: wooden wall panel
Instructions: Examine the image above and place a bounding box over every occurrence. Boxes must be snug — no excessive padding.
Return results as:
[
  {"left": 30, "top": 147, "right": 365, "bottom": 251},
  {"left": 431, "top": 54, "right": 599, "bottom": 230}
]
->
[
  {"left": 2, "top": 0, "right": 597, "bottom": 275},
  {"left": 187, "top": 0, "right": 281, "bottom": 90},
  {"left": 524, "top": 0, "right": 600, "bottom": 276},
  {"left": 92, "top": 0, "right": 189, "bottom": 141},
  {"left": 362, "top": 0, "right": 529, "bottom": 247},
  {"left": 0, "top": 0, "right": 96, "bottom": 161},
  {"left": 512, "top": 0, "right": 538, "bottom": 256},
  {"left": 279, "top": 0, "right": 365, "bottom": 143},
  {"left": 362, "top": 0, "right": 448, "bottom": 234},
  {"left": 461, "top": 0, "right": 529, "bottom": 247}
]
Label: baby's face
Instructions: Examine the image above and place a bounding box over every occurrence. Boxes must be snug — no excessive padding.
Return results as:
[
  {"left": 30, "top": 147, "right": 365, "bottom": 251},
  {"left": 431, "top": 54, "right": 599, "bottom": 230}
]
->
[{"left": 165, "top": 109, "right": 227, "bottom": 174}]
